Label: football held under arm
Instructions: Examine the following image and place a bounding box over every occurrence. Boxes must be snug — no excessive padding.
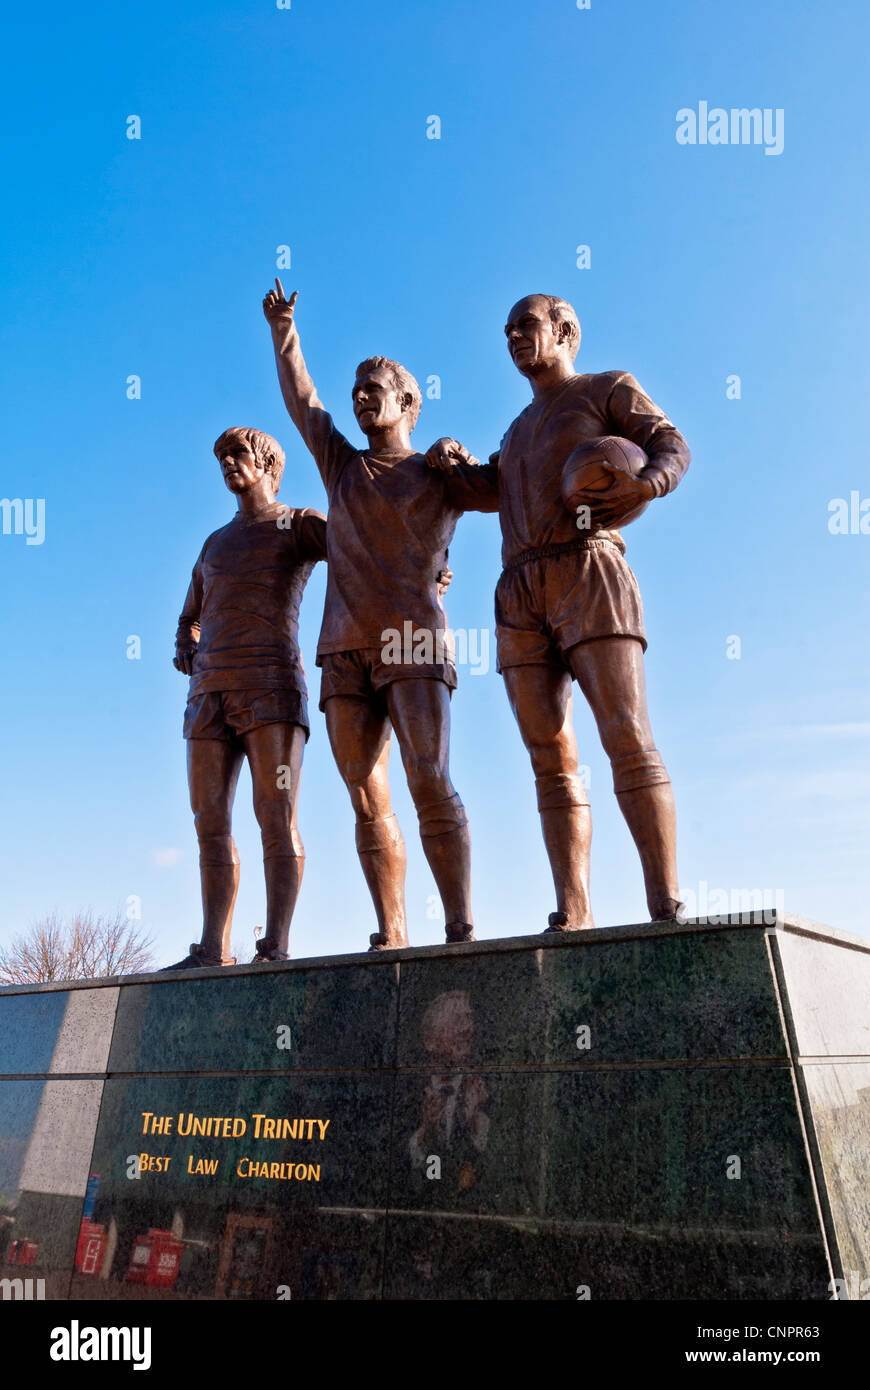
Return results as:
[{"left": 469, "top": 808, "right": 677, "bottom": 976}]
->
[{"left": 605, "top": 372, "right": 691, "bottom": 499}]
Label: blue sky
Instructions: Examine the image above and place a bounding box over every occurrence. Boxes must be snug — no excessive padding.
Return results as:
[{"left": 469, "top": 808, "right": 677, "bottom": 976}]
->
[{"left": 1, "top": 0, "right": 868, "bottom": 963}]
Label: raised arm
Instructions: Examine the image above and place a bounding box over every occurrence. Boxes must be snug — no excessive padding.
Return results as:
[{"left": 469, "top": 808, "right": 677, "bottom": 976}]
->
[
  {"left": 173, "top": 553, "right": 204, "bottom": 675},
  {"left": 263, "top": 281, "right": 354, "bottom": 494}
]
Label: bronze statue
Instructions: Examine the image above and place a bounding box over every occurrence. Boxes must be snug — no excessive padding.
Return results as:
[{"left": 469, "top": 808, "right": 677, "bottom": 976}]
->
[
  {"left": 166, "top": 427, "right": 326, "bottom": 968},
  {"left": 429, "top": 294, "right": 690, "bottom": 928},
  {"left": 263, "top": 280, "right": 498, "bottom": 949}
]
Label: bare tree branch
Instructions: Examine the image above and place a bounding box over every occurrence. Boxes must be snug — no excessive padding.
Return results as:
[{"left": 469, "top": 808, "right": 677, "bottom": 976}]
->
[{"left": 0, "top": 911, "right": 155, "bottom": 984}]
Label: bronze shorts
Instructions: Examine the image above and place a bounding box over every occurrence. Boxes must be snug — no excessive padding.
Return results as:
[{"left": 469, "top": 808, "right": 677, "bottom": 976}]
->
[
  {"left": 183, "top": 688, "right": 310, "bottom": 741},
  {"left": 495, "top": 538, "right": 647, "bottom": 672},
  {"left": 318, "top": 647, "right": 457, "bottom": 711}
]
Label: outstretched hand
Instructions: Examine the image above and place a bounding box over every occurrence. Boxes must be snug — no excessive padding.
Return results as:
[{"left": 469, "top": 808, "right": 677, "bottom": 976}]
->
[
  {"left": 263, "top": 277, "right": 298, "bottom": 328},
  {"left": 425, "top": 437, "right": 480, "bottom": 471}
]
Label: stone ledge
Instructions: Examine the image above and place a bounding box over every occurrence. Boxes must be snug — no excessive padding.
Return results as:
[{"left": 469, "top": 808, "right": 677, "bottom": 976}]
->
[{"left": 1, "top": 911, "right": 866, "bottom": 996}]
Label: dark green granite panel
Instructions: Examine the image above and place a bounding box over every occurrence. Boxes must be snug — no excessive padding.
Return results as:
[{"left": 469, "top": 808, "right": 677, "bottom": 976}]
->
[
  {"left": 73, "top": 1072, "right": 394, "bottom": 1298},
  {"left": 543, "top": 1065, "right": 819, "bottom": 1232},
  {"left": 4, "top": 1192, "right": 84, "bottom": 1274},
  {"left": 3, "top": 924, "right": 864, "bottom": 1301},
  {"left": 396, "top": 950, "right": 549, "bottom": 1068},
  {"left": 0, "top": 1080, "right": 89, "bottom": 1281},
  {"left": 386, "top": 1063, "right": 819, "bottom": 1235},
  {"left": 0, "top": 1080, "right": 45, "bottom": 1205},
  {"left": 71, "top": 1208, "right": 386, "bottom": 1301},
  {"left": 382, "top": 1213, "right": 830, "bottom": 1300},
  {"left": 107, "top": 962, "right": 399, "bottom": 1073},
  {"left": 387, "top": 1071, "right": 545, "bottom": 1219},
  {"left": 0, "top": 993, "right": 69, "bottom": 1075},
  {"left": 397, "top": 930, "right": 785, "bottom": 1070},
  {"left": 539, "top": 928, "right": 785, "bottom": 1064},
  {"left": 89, "top": 1074, "right": 391, "bottom": 1207}
]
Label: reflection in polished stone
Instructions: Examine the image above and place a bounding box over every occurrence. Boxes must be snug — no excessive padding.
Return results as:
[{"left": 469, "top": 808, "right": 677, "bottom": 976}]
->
[
  {"left": 107, "top": 963, "right": 398, "bottom": 1074},
  {"left": 1, "top": 918, "right": 867, "bottom": 1300},
  {"left": 0, "top": 993, "right": 69, "bottom": 1075},
  {"left": 381, "top": 1211, "right": 829, "bottom": 1300},
  {"left": 71, "top": 1073, "right": 392, "bottom": 1299},
  {"left": 397, "top": 928, "right": 787, "bottom": 1068},
  {"left": 0, "top": 1079, "right": 104, "bottom": 1296},
  {"left": 540, "top": 928, "right": 787, "bottom": 1063}
]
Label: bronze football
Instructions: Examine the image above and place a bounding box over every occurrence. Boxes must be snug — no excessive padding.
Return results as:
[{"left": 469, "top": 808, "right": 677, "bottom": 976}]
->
[{"left": 561, "top": 435, "right": 651, "bottom": 528}]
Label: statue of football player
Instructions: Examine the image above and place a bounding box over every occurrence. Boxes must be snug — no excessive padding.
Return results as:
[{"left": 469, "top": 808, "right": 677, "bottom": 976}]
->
[
  {"left": 263, "top": 280, "right": 498, "bottom": 949},
  {"left": 167, "top": 426, "right": 326, "bottom": 969},
  {"left": 429, "top": 294, "right": 690, "bottom": 929}
]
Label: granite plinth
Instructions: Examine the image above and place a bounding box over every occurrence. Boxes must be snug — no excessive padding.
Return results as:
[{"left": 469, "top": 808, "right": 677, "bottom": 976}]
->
[{"left": 0, "top": 913, "right": 867, "bottom": 1301}]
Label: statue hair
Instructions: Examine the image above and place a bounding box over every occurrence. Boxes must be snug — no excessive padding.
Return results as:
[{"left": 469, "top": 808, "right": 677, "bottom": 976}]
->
[
  {"left": 541, "top": 295, "right": 581, "bottom": 355},
  {"left": 356, "top": 356, "right": 422, "bottom": 429},
  {"left": 213, "top": 426, "right": 285, "bottom": 493}
]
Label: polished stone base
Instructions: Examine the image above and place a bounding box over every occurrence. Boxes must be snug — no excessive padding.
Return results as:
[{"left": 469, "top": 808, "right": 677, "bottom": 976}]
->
[{"left": 0, "top": 913, "right": 867, "bottom": 1300}]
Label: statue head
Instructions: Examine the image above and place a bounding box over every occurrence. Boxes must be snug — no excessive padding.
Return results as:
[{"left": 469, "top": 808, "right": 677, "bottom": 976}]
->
[
  {"left": 213, "top": 426, "right": 285, "bottom": 497},
  {"left": 353, "top": 357, "right": 422, "bottom": 437},
  {"left": 504, "top": 294, "right": 581, "bottom": 378}
]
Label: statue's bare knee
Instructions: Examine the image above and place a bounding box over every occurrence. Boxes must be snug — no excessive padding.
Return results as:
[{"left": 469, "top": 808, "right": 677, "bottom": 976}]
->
[{"left": 254, "top": 796, "right": 304, "bottom": 859}]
